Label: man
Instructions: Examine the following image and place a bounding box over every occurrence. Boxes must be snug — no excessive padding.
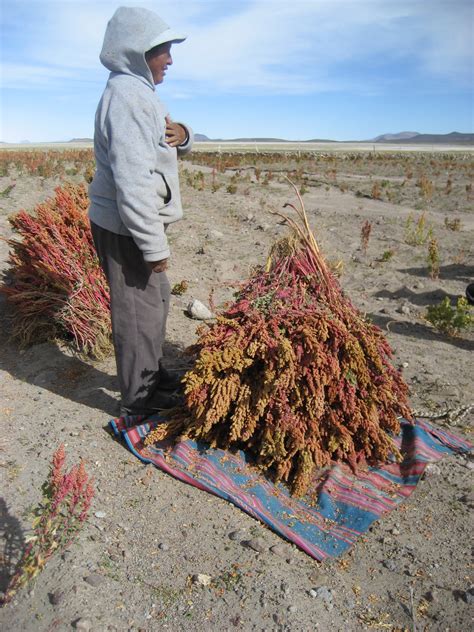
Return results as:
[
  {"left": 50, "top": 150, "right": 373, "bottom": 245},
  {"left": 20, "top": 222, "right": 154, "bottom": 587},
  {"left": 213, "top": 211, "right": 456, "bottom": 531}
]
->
[{"left": 88, "top": 6, "right": 193, "bottom": 416}]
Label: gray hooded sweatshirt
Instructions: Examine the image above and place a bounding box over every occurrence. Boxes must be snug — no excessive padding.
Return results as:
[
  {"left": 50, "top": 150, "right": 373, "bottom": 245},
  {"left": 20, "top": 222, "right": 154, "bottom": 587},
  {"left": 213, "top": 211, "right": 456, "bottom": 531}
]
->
[{"left": 88, "top": 6, "right": 193, "bottom": 262}]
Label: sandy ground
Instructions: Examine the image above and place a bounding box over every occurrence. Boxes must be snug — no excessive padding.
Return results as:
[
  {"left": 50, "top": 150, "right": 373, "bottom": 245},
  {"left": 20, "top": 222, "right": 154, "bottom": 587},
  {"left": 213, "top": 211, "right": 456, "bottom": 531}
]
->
[{"left": 0, "top": 149, "right": 473, "bottom": 632}]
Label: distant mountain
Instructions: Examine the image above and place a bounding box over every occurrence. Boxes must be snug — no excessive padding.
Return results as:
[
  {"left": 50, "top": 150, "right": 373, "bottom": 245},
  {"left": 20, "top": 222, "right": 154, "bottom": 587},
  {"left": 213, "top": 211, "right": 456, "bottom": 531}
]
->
[
  {"left": 372, "top": 132, "right": 419, "bottom": 142},
  {"left": 194, "top": 133, "right": 211, "bottom": 141},
  {"left": 69, "top": 138, "right": 93, "bottom": 143},
  {"left": 397, "top": 132, "right": 474, "bottom": 144},
  {"left": 371, "top": 131, "right": 473, "bottom": 144}
]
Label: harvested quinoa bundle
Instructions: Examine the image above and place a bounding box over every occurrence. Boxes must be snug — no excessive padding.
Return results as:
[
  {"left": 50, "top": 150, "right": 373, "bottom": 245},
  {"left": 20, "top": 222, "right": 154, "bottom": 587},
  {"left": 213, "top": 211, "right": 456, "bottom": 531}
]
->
[
  {"left": 1, "top": 183, "right": 111, "bottom": 359},
  {"left": 146, "top": 185, "right": 412, "bottom": 496}
]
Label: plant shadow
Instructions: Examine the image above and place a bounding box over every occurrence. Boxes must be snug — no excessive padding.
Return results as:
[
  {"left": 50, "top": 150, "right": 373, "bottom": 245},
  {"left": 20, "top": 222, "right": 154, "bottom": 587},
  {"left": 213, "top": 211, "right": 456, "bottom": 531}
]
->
[
  {"left": 374, "top": 286, "right": 459, "bottom": 307},
  {"left": 369, "top": 313, "right": 474, "bottom": 351},
  {"left": 399, "top": 263, "right": 474, "bottom": 283},
  {"left": 0, "top": 327, "right": 186, "bottom": 418},
  {"left": 0, "top": 498, "right": 25, "bottom": 593}
]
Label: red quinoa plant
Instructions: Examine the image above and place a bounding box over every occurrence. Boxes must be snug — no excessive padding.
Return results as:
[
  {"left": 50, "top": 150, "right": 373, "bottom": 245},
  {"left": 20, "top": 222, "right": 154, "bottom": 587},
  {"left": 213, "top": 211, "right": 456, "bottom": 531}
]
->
[
  {"left": 1, "top": 183, "right": 111, "bottom": 358},
  {"left": 145, "top": 183, "right": 413, "bottom": 497},
  {"left": 2, "top": 445, "right": 94, "bottom": 605}
]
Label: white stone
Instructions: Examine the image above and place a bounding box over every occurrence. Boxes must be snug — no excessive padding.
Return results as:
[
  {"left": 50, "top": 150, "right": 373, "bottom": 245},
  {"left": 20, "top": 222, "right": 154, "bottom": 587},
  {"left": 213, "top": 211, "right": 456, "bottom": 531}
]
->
[{"left": 186, "top": 299, "right": 213, "bottom": 320}]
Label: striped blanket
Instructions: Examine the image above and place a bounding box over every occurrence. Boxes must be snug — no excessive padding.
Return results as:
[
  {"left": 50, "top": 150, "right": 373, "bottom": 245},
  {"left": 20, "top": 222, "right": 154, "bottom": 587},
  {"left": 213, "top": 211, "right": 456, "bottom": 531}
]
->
[{"left": 110, "top": 416, "right": 472, "bottom": 561}]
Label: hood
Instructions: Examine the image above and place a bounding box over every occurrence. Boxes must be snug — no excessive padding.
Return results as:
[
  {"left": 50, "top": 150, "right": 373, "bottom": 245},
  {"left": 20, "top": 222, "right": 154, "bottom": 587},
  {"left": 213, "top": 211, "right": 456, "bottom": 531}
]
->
[{"left": 100, "top": 6, "right": 186, "bottom": 88}]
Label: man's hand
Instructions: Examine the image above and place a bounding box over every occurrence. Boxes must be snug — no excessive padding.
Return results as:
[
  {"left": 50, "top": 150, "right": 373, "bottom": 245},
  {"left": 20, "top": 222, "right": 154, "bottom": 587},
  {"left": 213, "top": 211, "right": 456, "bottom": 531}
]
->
[
  {"left": 147, "top": 258, "right": 169, "bottom": 273},
  {"left": 165, "top": 116, "right": 187, "bottom": 147}
]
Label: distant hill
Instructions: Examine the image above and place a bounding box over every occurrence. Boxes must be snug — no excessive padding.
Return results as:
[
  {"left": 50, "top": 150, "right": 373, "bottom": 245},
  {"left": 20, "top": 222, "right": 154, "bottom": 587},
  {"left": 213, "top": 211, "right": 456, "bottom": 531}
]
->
[
  {"left": 195, "top": 131, "right": 473, "bottom": 145},
  {"left": 194, "top": 133, "right": 211, "bottom": 142},
  {"left": 371, "top": 131, "right": 473, "bottom": 144},
  {"left": 372, "top": 132, "right": 419, "bottom": 142},
  {"left": 69, "top": 138, "right": 93, "bottom": 143},
  {"left": 395, "top": 132, "right": 474, "bottom": 144}
]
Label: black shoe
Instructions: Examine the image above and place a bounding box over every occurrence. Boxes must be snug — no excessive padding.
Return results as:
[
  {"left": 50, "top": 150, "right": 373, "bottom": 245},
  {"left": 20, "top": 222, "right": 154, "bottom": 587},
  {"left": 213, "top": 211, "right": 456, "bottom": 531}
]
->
[
  {"left": 120, "top": 391, "right": 184, "bottom": 417},
  {"left": 158, "top": 366, "right": 185, "bottom": 392}
]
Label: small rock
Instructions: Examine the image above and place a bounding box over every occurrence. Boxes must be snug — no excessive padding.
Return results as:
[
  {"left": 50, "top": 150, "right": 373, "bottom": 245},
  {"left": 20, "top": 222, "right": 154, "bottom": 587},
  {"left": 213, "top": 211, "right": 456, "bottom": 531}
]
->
[
  {"left": 186, "top": 299, "right": 213, "bottom": 320},
  {"left": 465, "top": 587, "right": 474, "bottom": 605},
  {"left": 391, "top": 527, "right": 401, "bottom": 535},
  {"left": 280, "top": 581, "right": 290, "bottom": 595},
  {"left": 242, "top": 538, "right": 267, "bottom": 553},
  {"left": 94, "top": 511, "right": 106, "bottom": 519},
  {"left": 246, "top": 213, "right": 254, "bottom": 222},
  {"left": 309, "top": 589, "right": 317, "bottom": 597},
  {"left": 208, "top": 229, "right": 224, "bottom": 239},
  {"left": 383, "top": 559, "right": 397, "bottom": 571},
  {"left": 74, "top": 619, "right": 92, "bottom": 631},
  {"left": 311, "top": 586, "right": 333, "bottom": 604},
  {"left": 287, "top": 605, "right": 297, "bottom": 613},
  {"left": 49, "top": 590, "right": 64, "bottom": 605},
  {"left": 398, "top": 303, "right": 411, "bottom": 315},
  {"left": 424, "top": 463, "right": 441, "bottom": 476},
  {"left": 379, "top": 307, "right": 388, "bottom": 314},
  {"left": 84, "top": 573, "right": 104, "bottom": 587},
  {"left": 424, "top": 589, "right": 437, "bottom": 602},
  {"left": 269, "top": 544, "right": 287, "bottom": 557},
  {"left": 158, "top": 542, "right": 169, "bottom": 551},
  {"left": 402, "top": 361, "right": 409, "bottom": 368},
  {"left": 228, "top": 530, "right": 244, "bottom": 541},
  {"left": 459, "top": 491, "right": 474, "bottom": 508},
  {"left": 192, "top": 573, "right": 212, "bottom": 586}
]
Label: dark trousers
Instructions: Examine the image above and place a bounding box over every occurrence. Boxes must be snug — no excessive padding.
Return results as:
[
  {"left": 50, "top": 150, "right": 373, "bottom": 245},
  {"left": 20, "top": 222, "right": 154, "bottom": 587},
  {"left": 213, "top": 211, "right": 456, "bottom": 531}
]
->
[{"left": 90, "top": 222, "right": 170, "bottom": 412}]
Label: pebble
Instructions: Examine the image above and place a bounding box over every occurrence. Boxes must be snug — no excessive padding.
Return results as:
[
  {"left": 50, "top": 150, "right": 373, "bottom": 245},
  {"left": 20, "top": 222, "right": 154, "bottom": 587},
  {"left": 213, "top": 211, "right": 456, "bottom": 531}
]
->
[
  {"left": 402, "top": 361, "right": 409, "bottom": 368},
  {"left": 186, "top": 299, "right": 213, "bottom": 320},
  {"left": 310, "top": 586, "right": 333, "bottom": 605},
  {"left": 94, "top": 511, "right": 106, "bottom": 519},
  {"left": 459, "top": 491, "right": 474, "bottom": 508},
  {"left": 287, "top": 605, "right": 297, "bottom": 613},
  {"left": 49, "top": 590, "right": 65, "bottom": 605},
  {"left": 464, "top": 588, "right": 474, "bottom": 605},
  {"left": 242, "top": 538, "right": 267, "bottom": 553},
  {"left": 424, "top": 463, "right": 441, "bottom": 476},
  {"left": 425, "top": 589, "right": 437, "bottom": 602},
  {"left": 74, "top": 619, "right": 92, "bottom": 631},
  {"left": 269, "top": 544, "right": 287, "bottom": 557},
  {"left": 158, "top": 542, "right": 169, "bottom": 551},
  {"left": 280, "top": 581, "right": 290, "bottom": 595},
  {"left": 228, "top": 530, "right": 245, "bottom": 541},
  {"left": 383, "top": 559, "right": 397, "bottom": 571},
  {"left": 397, "top": 303, "right": 411, "bottom": 315},
  {"left": 192, "top": 573, "right": 212, "bottom": 586},
  {"left": 391, "top": 527, "right": 401, "bottom": 535},
  {"left": 208, "top": 229, "right": 224, "bottom": 239},
  {"left": 84, "top": 573, "right": 104, "bottom": 587}
]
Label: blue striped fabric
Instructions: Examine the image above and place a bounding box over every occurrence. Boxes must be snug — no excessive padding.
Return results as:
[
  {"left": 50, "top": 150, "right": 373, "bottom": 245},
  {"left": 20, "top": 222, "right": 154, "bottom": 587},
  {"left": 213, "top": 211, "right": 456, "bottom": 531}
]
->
[{"left": 110, "top": 417, "right": 472, "bottom": 560}]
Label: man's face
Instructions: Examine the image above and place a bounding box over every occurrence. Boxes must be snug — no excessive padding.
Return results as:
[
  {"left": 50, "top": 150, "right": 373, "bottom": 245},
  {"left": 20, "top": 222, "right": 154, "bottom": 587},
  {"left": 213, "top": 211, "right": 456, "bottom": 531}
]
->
[{"left": 145, "top": 42, "right": 173, "bottom": 85}]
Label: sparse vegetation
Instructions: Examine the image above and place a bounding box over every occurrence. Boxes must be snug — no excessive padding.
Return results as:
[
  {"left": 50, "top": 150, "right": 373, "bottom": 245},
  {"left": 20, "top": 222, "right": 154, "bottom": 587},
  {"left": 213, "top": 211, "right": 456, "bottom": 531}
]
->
[
  {"left": 404, "top": 211, "right": 433, "bottom": 246},
  {"left": 427, "top": 238, "right": 440, "bottom": 279},
  {"left": 426, "top": 297, "right": 473, "bottom": 336},
  {"left": 360, "top": 220, "right": 372, "bottom": 254}
]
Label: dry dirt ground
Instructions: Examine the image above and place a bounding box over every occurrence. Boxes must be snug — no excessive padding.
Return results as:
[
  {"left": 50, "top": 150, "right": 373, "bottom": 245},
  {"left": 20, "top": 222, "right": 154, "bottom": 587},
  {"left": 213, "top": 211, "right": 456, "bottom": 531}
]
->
[{"left": 0, "top": 148, "right": 473, "bottom": 632}]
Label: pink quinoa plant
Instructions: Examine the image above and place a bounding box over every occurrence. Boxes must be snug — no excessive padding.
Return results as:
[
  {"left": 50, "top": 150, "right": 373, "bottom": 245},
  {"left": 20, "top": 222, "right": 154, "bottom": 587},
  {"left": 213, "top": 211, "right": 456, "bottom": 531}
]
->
[
  {"left": 1, "top": 183, "right": 111, "bottom": 358},
  {"left": 1, "top": 445, "right": 95, "bottom": 605}
]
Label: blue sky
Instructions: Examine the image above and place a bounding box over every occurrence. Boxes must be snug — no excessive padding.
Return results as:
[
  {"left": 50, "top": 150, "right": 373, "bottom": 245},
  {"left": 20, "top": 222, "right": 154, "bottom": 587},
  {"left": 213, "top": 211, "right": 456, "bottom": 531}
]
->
[{"left": 1, "top": 0, "right": 473, "bottom": 142}]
